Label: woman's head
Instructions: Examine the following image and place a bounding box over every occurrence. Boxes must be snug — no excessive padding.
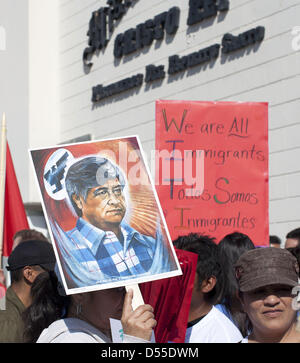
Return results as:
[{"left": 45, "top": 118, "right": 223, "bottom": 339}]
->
[
  {"left": 218, "top": 232, "right": 255, "bottom": 267},
  {"left": 218, "top": 232, "right": 255, "bottom": 293},
  {"left": 70, "top": 287, "right": 126, "bottom": 336},
  {"left": 217, "top": 232, "right": 255, "bottom": 335},
  {"left": 22, "top": 270, "right": 70, "bottom": 342},
  {"left": 235, "top": 247, "right": 299, "bottom": 341},
  {"left": 239, "top": 284, "right": 297, "bottom": 340}
]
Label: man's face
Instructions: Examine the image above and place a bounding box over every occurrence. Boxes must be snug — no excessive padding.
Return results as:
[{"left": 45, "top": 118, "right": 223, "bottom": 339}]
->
[
  {"left": 270, "top": 243, "right": 281, "bottom": 249},
  {"left": 75, "top": 178, "right": 126, "bottom": 231},
  {"left": 285, "top": 238, "right": 299, "bottom": 249},
  {"left": 241, "top": 284, "right": 296, "bottom": 339},
  {"left": 78, "top": 287, "right": 126, "bottom": 335}
]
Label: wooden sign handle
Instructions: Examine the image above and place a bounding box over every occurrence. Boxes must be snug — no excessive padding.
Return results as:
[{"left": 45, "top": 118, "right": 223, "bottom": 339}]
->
[{"left": 125, "top": 283, "right": 144, "bottom": 310}]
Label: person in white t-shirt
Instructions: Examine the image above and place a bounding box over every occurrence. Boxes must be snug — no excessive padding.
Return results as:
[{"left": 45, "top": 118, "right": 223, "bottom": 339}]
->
[
  {"left": 185, "top": 305, "right": 243, "bottom": 343},
  {"left": 173, "top": 233, "right": 243, "bottom": 343},
  {"left": 22, "top": 266, "right": 156, "bottom": 343}
]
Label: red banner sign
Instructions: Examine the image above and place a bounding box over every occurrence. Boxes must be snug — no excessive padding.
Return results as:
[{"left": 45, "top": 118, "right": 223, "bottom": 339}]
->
[{"left": 155, "top": 100, "right": 268, "bottom": 246}]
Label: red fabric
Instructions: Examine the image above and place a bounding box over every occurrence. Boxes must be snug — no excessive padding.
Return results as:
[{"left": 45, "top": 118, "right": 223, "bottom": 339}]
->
[
  {"left": 139, "top": 248, "right": 198, "bottom": 343},
  {"left": 2, "top": 143, "right": 29, "bottom": 257}
]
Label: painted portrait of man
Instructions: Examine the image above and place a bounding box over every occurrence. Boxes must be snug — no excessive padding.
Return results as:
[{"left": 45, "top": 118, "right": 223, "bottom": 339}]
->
[{"left": 30, "top": 137, "right": 181, "bottom": 294}]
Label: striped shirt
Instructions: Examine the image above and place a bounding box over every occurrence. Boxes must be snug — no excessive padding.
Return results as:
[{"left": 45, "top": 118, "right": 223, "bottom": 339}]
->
[{"left": 66, "top": 218, "right": 156, "bottom": 279}]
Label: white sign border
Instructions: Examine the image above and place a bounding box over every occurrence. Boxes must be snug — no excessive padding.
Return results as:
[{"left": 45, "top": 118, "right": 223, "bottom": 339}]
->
[{"left": 29, "top": 135, "right": 182, "bottom": 295}]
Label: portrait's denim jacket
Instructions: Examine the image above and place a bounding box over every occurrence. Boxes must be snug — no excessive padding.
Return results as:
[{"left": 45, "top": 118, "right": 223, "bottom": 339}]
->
[{"left": 51, "top": 217, "right": 173, "bottom": 289}]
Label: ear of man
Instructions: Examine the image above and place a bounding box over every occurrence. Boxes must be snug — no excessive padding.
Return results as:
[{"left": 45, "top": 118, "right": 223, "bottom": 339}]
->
[
  {"left": 201, "top": 276, "right": 217, "bottom": 294},
  {"left": 22, "top": 266, "right": 44, "bottom": 284},
  {"left": 72, "top": 194, "right": 83, "bottom": 210}
]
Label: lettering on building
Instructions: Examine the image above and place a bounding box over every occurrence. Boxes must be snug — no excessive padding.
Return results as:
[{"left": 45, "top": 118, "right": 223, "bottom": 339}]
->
[{"left": 82, "top": 1, "right": 266, "bottom": 104}]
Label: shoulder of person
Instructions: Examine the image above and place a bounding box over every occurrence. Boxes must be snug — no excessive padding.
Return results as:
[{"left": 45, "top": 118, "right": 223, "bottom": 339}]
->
[
  {"left": 0, "top": 300, "right": 24, "bottom": 323},
  {"left": 0, "top": 315, "right": 24, "bottom": 342},
  {"left": 202, "top": 307, "right": 243, "bottom": 342},
  {"left": 37, "top": 318, "right": 110, "bottom": 343},
  {"left": 207, "top": 306, "right": 239, "bottom": 327}
]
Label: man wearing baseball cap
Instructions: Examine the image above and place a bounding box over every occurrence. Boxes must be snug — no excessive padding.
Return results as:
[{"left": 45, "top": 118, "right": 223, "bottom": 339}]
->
[
  {"left": 235, "top": 247, "right": 300, "bottom": 343},
  {"left": 0, "top": 240, "right": 56, "bottom": 343}
]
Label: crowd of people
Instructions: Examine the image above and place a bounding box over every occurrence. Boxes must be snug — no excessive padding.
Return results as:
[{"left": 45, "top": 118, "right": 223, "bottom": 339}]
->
[{"left": 0, "top": 227, "right": 299, "bottom": 343}]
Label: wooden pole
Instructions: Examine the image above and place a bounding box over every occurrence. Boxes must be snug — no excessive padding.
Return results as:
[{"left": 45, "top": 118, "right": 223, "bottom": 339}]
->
[
  {"left": 125, "top": 284, "right": 144, "bottom": 310},
  {"left": 0, "top": 113, "right": 7, "bottom": 269}
]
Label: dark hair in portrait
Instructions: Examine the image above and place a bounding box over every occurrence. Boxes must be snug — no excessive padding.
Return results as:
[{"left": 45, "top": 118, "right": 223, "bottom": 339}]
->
[{"left": 65, "top": 156, "right": 125, "bottom": 217}]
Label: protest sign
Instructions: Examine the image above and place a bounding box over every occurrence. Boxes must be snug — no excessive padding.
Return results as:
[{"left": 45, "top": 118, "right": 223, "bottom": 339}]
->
[
  {"left": 155, "top": 100, "right": 268, "bottom": 246},
  {"left": 30, "top": 136, "right": 181, "bottom": 295}
]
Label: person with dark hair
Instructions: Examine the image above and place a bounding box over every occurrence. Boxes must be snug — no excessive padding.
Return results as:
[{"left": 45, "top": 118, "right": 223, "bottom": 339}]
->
[
  {"left": 285, "top": 228, "right": 300, "bottom": 249},
  {"left": 23, "top": 268, "right": 157, "bottom": 343},
  {"left": 22, "top": 270, "right": 69, "bottom": 343},
  {"left": 173, "top": 233, "right": 242, "bottom": 343},
  {"left": 236, "top": 247, "right": 300, "bottom": 343},
  {"left": 287, "top": 245, "right": 300, "bottom": 320},
  {"left": 215, "top": 232, "right": 255, "bottom": 336},
  {"left": 0, "top": 229, "right": 49, "bottom": 288},
  {"left": 53, "top": 156, "right": 174, "bottom": 289},
  {"left": 0, "top": 240, "right": 56, "bottom": 342},
  {"left": 286, "top": 245, "right": 300, "bottom": 313},
  {"left": 287, "top": 245, "right": 300, "bottom": 271},
  {"left": 270, "top": 235, "right": 281, "bottom": 249},
  {"left": 12, "top": 229, "right": 49, "bottom": 250}
]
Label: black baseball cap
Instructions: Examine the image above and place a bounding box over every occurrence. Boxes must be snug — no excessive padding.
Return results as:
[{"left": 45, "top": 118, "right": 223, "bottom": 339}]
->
[{"left": 7, "top": 240, "right": 56, "bottom": 272}]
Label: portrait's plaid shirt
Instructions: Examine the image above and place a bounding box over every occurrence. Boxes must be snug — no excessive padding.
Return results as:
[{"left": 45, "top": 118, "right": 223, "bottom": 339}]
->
[{"left": 66, "top": 218, "right": 155, "bottom": 278}]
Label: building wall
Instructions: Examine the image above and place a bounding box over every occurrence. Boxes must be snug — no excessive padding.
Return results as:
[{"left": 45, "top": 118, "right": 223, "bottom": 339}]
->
[
  {"left": 0, "top": 0, "right": 29, "bottom": 202},
  {"left": 56, "top": 0, "right": 300, "bottom": 243},
  {"left": 28, "top": 0, "right": 60, "bottom": 203}
]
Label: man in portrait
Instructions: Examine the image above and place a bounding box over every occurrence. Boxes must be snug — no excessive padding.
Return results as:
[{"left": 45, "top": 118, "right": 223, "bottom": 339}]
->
[{"left": 51, "top": 156, "right": 175, "bottom": 289}]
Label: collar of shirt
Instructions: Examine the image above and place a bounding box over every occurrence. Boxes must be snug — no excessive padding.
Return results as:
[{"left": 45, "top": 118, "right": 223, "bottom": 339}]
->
[
  {"left": 76, "top": 218, "right": 152, "bottom": 256},
  {"left": 187, "top": 315, "right": 207, "bottom": 328}
]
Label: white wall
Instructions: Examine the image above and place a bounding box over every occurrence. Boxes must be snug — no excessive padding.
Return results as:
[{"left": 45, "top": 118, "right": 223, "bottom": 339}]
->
[
  {"left": 57, "top": 0, "right": 300, "bottom": 243},
  {"left": 0, "top": 0, "right": 61, "bottom": 206},
  {"left": 28, "top": 0, "right": 60, "bottom": 203},
  {"left": 0, "top": 0, "right": 29, "bottom": 202}
]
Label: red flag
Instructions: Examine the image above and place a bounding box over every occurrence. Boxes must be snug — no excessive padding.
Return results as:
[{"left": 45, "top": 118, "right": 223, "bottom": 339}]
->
[
  {"left": 2, "top": 143, "right": 29, "bottom": 257},
  {"left": 139, "top": 248, "right": 198, "bottom": 343}
]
